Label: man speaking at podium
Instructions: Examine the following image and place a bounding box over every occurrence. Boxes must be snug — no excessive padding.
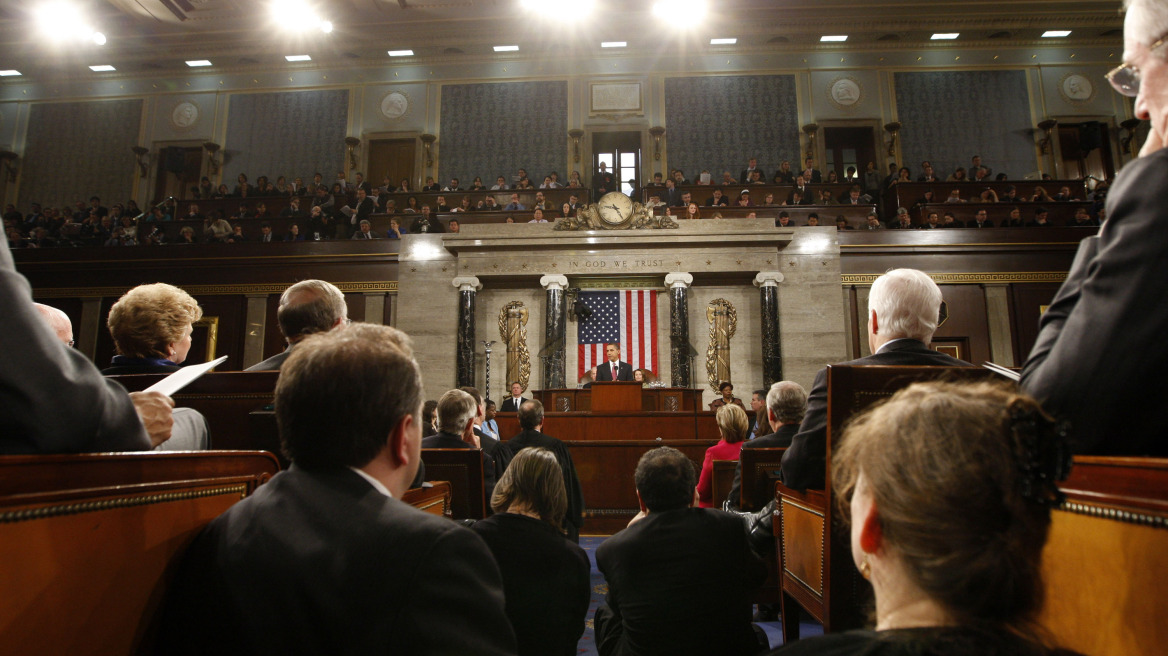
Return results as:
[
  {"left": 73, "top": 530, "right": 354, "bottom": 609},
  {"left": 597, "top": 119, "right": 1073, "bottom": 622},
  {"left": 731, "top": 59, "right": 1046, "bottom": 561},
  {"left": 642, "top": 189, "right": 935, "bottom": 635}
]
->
[{"left": 595, "top": 343, "right": 633, "bottom": 382}]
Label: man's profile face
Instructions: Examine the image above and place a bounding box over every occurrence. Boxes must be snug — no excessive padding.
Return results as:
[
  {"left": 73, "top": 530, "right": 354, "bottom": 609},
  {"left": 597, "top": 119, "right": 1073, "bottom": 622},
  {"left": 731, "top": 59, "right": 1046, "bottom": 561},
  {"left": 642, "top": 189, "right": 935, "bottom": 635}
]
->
[
  {"left": 750, "top": 393, "right": 764, "bottom": 411},
  {"left": 606, "top": 344, "right": 620, "bottom": 362},
  {"left": 511, "top": 382, "right": 522, "bottom": 397}
]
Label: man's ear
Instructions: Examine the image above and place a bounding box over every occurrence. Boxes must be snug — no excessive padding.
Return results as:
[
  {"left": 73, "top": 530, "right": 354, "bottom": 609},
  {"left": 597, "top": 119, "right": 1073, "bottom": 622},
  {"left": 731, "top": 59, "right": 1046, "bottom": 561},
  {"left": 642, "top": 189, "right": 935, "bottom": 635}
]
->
[
  {"left": 869, "top": 309, "right": 879, "bottom": 335},
  {"left": 768, "top": 407, "right": 778, "bottom": 425},
  {"left": 635, "top": 489, "right": 648, "bottom": 514},
  {"left": 387, "top": 414, "right": 414, "bottom": 467}
]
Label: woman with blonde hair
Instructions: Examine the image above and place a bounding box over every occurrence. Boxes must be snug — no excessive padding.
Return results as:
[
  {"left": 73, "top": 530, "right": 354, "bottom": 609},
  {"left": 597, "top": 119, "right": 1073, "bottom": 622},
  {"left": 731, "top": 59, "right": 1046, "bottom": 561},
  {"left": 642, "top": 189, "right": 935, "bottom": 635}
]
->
[
  {"left": 472, "top": 447, "right": 590, "bottom": 656},
  {"left": 102, "top": 283, "right": 203, "bottom": 374},
  {"left": 695, "top": 403, "right": 750, "bottom": 508},
  {"left": 768, "top": 380, "right": 1074, "bottom": 655}
]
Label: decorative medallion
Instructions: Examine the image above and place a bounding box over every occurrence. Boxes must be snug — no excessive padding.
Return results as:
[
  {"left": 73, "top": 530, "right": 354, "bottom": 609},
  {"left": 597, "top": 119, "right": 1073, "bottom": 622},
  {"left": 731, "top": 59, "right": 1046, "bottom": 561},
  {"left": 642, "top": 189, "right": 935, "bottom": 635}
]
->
[
  {"left": 380, "top": 90, "right": 409, "bottom": 121},
  {"left": 827, "top": 76, "right": 862, "bottom": 111},
  {"left": 1058, "top": 73, "right": 1096, "bottom": 105},
  {"left": 170, "top": 101, "right": 200, "bottom": 131},
  {"left": 556, "top": 191, "right": 678, "bottom": 231}
]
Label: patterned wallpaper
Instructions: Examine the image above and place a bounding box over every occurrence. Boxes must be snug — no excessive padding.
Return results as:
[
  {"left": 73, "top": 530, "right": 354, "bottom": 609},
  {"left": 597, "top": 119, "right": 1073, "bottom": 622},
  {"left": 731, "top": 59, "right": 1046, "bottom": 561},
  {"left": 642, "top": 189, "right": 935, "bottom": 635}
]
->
[
  {"left": 439, "top": 81, "right": 568, "bottom": 186},
  {"left": 224, "top": 89, "right": 349, "bottom": 184},
  {"left": 663, "top": 75, "right": 801, "bottom": 182},
  {"left": 894, "top": 70, "right": 1037, "bottom": 180},
  {"left": 18, "top": 99, "right": 142, "bottom": 208}
]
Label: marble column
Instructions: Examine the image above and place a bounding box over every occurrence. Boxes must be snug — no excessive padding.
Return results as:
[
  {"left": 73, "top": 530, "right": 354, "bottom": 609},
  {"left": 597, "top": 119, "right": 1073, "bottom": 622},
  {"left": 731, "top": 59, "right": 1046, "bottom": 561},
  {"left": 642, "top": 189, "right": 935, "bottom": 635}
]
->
[
  {"left": 451, "top": 276, "right": 482, "bottom": 388},
  {"left": 755, "top": 271, "right": 785, "bottom": 386},
  {"left": 540, "top": 274, "right": 569, "bottom": 389},
  {"left": 665, "top": 272, "right": 694, "bottom": 388}
]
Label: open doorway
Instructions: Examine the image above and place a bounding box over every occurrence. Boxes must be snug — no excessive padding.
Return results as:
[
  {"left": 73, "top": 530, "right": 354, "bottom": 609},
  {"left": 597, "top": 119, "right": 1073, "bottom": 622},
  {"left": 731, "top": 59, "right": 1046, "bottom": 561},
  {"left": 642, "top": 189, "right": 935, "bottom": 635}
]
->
[
  {"left": 153, "top": 145, "right": 203, "bottom": 202},
  {"left": 592, "top": 131, "right": 641, "bottom": 196},
  {"left": 367, "top": 138, "right": 417, "bottom": 189},
  {"left": 1057, "top": 121, "right": 1115, "bottom": 181},
  {"left": 822, "top": 125, "right": 879, "bottom": 182}
]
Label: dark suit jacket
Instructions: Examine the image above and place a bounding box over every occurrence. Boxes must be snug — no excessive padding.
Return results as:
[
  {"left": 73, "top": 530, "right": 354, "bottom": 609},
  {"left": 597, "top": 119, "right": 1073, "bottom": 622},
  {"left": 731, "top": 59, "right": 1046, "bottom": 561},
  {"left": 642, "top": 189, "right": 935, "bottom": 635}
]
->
[
  {"left": 1022, "top": 148, "right": 1168, "bottom": 456},
  {"left": 781, "top": 339, "right": 973, "bottom": 491},
  {"left": 245, "top": 346, "right": 291, "bottom": 371},
  {"left": 726, "top": 423, "right": 799, "bottom": 511},
  {"left": 505, "top": 428, "right": 585, "bottom": 541},
  {"left": 499, "top": 396, "right": 528, "bottom": 412},
  {"left": 595, "top": 507, "right": 766, "bottom": 656},
  {"left": 422, "top": 430, "right": 498, "bottom": 500},
  {"left": 595, "top": 361, "right": 633, "bottom": 382},
  {"left": 156, "top": 466, "right": 515, "bottom": 655}
]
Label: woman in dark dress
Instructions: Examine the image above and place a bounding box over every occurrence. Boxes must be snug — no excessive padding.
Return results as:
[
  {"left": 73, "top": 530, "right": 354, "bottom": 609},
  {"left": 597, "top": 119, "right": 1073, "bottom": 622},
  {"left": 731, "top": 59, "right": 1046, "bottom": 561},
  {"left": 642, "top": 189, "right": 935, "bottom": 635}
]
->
[
  {"left": 472, "top": 447, "right": 591, "bottom": 656},
  {"left": 768, "top": 380, "right": 1077, "bottom": 656},
  {"left": 102, "top": 283, "right": 203, "bottom": 374}
]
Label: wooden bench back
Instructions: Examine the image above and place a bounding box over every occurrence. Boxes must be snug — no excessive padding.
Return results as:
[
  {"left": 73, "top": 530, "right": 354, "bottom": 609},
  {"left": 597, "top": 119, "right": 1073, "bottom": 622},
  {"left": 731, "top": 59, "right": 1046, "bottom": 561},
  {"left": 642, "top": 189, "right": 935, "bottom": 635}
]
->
[
  {"left": 421, "top": 448, "right": 486, "bottom": 519},
  {"left": 1039, "top": 456, "right": 1168, "bottom": 655},
  {"left": 711, "top": 459, "right": 738, "bottom": 509},
  {"left": 738, "top": 447, "right": 787, "bottom": 512},
  {"left": 400, "top": 481, "right": 453, "bottom": 518},
  {"left": 0, "top": 450, "right": 280, "bottom": 655}
]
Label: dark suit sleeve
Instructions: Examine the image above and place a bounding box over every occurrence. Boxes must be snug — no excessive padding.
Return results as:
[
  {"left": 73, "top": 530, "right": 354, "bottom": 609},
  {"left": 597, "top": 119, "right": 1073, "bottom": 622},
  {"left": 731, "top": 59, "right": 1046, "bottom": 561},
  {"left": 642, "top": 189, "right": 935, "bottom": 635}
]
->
[
  {"left": 780, "top": 367, "right": 828, "bottom": 491},
  {"left": 1021, "top": 151, "right": 1168, "bottom": 453},
  {"left": 0, "top": 235, "right": 150, "bottom": 454},
  {"left": 617, "top": 363, "right": 634, "bottom": 381},
  {"left": 403, "top": 526, "right": 518, "bottom": 655},
  {"left": 561, "top": 445, "right": 586, "bottom": 531}
]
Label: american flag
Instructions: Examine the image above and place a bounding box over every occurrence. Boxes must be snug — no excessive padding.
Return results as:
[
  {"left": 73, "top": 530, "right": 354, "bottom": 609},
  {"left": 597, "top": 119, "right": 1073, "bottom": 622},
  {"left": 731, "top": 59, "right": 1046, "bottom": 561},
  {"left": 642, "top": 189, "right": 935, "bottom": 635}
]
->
[{"left": 578, "top": 290, "right": 658, "bottom": 380}]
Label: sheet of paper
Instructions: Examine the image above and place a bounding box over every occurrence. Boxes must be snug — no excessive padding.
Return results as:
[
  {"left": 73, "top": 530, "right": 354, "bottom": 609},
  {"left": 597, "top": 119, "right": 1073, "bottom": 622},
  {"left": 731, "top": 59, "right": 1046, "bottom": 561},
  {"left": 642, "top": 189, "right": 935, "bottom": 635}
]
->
[
  {"left": 144, "top": 355, "right": 229, "bottom": 396},
  {"left": 982, "top": 361, "right": 1021, "bottom": 381}
]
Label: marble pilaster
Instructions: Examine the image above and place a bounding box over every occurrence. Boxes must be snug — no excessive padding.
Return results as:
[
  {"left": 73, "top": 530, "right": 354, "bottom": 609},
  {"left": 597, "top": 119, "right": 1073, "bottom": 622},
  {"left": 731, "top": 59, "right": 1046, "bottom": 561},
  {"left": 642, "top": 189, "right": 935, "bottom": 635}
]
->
[
  {"left": 540, "top": 274, "right": 569, "bottom": 389},
  {"left": 452, "top": 276, "right": 482, "bottom": 388},
  {"left": 665, "top": 272, "right": 694, "bottom": 388},
  {"left": 754, "top": 272, "right": 785, "bottom": 385}
]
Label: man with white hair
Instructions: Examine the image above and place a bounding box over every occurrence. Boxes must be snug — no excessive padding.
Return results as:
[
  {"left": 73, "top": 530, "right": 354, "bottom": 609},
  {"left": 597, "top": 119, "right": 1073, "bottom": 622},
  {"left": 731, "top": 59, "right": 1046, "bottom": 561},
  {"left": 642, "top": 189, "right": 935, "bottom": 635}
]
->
[
  {"left": 422, "top": 388, "right": 498, "bottom": 499},
  {"left": 781, "top": 268, "right": 972, "bottom": 491},
  {"left": 1022, "top": 0, "right": 1168, "bottom": 457},
  {"left": 247, "top": 279, "right": 348, "bottom": 371},
  {"left": 725, "top": 380, "right": 808, "bottom": 512}
]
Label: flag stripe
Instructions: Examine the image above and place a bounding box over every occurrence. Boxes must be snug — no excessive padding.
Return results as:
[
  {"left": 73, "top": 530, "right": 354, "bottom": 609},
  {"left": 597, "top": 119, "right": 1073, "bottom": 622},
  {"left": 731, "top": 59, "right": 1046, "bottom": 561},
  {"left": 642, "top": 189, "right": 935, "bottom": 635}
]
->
[{"left": 577, "top": 289, "right": 658, "bottom": 381}]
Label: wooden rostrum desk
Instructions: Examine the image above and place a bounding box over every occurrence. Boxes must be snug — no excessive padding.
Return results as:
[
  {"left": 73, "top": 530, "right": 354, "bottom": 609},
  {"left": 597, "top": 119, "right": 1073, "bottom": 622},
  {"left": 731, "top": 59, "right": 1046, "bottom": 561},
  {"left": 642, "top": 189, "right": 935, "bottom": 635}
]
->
[{"left": 495, "top": 382, "right": 739, "bottom": 533}]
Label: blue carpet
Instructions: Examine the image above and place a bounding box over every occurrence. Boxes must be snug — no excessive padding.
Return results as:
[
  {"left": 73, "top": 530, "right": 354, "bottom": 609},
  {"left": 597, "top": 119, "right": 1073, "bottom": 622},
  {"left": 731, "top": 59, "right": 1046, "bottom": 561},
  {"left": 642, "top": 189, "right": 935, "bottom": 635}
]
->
[{"left": 576, "top": 535, "right": 823, "bottom": 654}]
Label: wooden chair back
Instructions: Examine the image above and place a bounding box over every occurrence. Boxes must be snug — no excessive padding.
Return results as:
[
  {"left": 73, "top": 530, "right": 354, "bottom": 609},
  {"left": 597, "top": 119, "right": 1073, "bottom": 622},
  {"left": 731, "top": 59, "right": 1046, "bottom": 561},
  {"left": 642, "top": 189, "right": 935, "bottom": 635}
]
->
[
  {"left": 711, "top": 459, "right": 738, "bottom": 509},
  {"left": 421, "top": 448, "right": 486, "bottom": 519},
  {"left": 0, "top": 450, "right": 279, "bottom": 655},
  {"left": 401, "top": 481, "right": 453, "bottom": 518},
  {"left": 738, "top": 447, "right": 787, "bottom": 512}
]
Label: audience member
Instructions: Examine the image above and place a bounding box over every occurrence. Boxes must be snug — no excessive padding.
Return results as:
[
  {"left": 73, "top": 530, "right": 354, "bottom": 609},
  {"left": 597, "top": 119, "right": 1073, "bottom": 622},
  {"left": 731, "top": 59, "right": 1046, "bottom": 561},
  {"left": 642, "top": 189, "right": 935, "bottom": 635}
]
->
[
  {"left": 696, "top": 403, "right": 749, "bottom": 508},
  {"left": 781, "top": 268, "right": 973, "bottom": 490},
  {"left": 765, "top": 380, "right": 1073, "bottom": 656},
  {"left": 501, "top": 380, "right": 528, "bottom": 411},
  {"left": 247, "top": 279, "right": 347, "bottom": 371},
  {"left": 504, "top": 400, "right": 585, "bottom": 541},
  {"left": 595, "top": 447, "right": 766, "bottom": 656},
  {"left": 102, "top": 283, "right": 203, "bottom": 375},
  {"left": 422, "top": 388, "right": 498, "bottom": 500},
  {"left": 157, "top": 324, "right": 516, "bottom": 655},
  {"left": 726, "top": 381, "right": 807, "bottom": 511}
]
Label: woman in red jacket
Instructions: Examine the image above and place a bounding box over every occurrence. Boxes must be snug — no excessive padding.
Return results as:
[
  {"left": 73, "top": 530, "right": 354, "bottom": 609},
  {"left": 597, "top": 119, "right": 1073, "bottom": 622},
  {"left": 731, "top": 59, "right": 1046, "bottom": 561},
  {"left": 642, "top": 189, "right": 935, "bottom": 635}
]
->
[{"left": 696, "top": 403, "right": 749, "bottom": 508}]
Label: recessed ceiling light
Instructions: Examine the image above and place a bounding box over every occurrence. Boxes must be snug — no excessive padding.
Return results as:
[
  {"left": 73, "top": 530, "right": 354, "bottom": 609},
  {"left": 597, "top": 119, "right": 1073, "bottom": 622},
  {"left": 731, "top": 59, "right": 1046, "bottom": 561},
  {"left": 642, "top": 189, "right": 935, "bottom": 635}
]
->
[
  {"left": 493, "top": 45, "right": 519, "bottom": 52},
  {"left": 820, "top": 35, "right": 848, "bottom": 42},
  {"left": 388, "top": 50, "right": 414, "bottom": 57},
  {"left": 0, "top": 70, "right": 21, "bottom": 76},
  {"left": 710, "top": 38, "right": 737, "bottom": 45},
  {"left": 285, "top": 54, "right": 311, "bottom": 62},
  {"left": 320, "top": 20, "right": 333, "bottom": 34},
  {"left": 931, "top": 33, "right": 959, "bottom": 40},
  {"left": 602, "top": 41, "right": 627, "bottom": 48},
  {"left": 186, "top": 60, "right": 212, "bottom": 67},
  {"left": 89, "top": 64, "right": 115, "bottom": 72},
  {"left": 1042, "top": 30, "right": 1072, "bottom": 38},
  {"left": 92, "top": 32, "right": 106, "bottom": 46}
]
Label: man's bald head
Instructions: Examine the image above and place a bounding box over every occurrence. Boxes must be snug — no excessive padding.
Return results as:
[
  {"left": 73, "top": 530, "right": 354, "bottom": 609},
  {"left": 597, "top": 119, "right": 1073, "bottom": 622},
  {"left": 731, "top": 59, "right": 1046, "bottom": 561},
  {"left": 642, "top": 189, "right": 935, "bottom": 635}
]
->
[
  {"left": 276, "top": 280, "right": 348, "bottom": 344},
  {"left": 34, "top": 303, "right": 73, "bottom": 345}
]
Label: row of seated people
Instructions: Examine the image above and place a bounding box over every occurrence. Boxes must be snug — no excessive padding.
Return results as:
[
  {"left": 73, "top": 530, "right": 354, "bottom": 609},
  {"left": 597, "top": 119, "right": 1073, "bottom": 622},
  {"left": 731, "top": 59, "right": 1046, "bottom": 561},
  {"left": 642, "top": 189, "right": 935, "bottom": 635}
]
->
[{"left": 883, "top": 204, "right": 1102, "bottom": 229}]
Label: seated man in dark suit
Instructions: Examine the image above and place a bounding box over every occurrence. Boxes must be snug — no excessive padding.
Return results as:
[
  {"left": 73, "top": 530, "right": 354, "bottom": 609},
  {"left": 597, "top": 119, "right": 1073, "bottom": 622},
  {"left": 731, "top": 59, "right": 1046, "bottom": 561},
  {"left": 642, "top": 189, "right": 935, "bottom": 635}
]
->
[
  {"left": 595, "top": 447, "right": 766, "bottom": 656},
  {"left": 500, "top": 380, "right": 528, "bottom": 412},
  {"left": 461, "top": 385, "right": 509, "bottom": 482},
  {"left": 246, "top": 279, "right": 348, "bottom": 371},
  {"left": 422, "top": 388, "right": 498, "bottom": 500},
  {"left": 506, "top": 399, "right": 585, "bottom": 542},
  {"left": 595, "top": 343, "right": 633, "bottom": 381},
  {"left": 725, "top": 380, "right": 807, "bottom": 511},
  {"left": 781, "top": 268, "right": 973, "bottom": 491},
  {"left": 157, "top": 324, "right": 516, "bottom": 655}
]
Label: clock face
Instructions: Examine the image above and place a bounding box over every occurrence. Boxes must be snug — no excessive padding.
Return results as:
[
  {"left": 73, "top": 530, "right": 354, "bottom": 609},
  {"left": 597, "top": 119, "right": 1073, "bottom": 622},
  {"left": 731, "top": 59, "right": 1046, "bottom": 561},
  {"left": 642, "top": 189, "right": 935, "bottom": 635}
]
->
[{"left": 596, "top": 191, "right": 633, "bottom": 227}]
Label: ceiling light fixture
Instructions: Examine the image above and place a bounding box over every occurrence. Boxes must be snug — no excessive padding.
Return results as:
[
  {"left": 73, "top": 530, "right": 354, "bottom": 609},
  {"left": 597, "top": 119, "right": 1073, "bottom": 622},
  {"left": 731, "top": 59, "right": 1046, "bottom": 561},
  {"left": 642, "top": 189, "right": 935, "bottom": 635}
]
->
[
  {"left": 0, "top": 70, "right": 22, "bottom": 77},
  {"left": 602, "top": 41, "right": 627, "bottom": 48},
  {"left": 388, "top": 50, "right": 414, "bottom": 57},
  {"left": 1042, "top": 30, "right": 1072, "bottom": 38},
  {"left": 652, "top": 1, "right": 706, "bottom": 21},
  {"left": 320, "top": 20, "right": 333, "bottom": 33},
  {"left": 820, "top": 35, "right": 848, "bottom": 42},
  {"left": 493, "top": 45, "right": 519, "bottom": 52},
  {"left": 186, "top": 60, "right": 212, "bottom": 67},
  {"left": 285, "top": 54, "right": 311, "bottom": 61},
  {"left": 931, "top": 33, "right": 959, "bottom": 40},
  {"left": 92, "top": 32, "right": 106, "bottom": 46},
  {"left": 710, "top": 38, "right": 737, "bottom": 45},
  {"left": 89, "top": 64, "right": 115, "bottom": 72},
  {"left": 35, "top": 2, "right": 106, "bottom": 46}
]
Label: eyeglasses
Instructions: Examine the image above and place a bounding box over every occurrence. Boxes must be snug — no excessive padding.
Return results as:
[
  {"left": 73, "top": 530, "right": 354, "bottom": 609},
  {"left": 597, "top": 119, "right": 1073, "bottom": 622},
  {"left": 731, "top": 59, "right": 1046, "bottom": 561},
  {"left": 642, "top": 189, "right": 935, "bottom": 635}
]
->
[{"left": 1106, "top": 34, "right": 1168, "bottom": 97}]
